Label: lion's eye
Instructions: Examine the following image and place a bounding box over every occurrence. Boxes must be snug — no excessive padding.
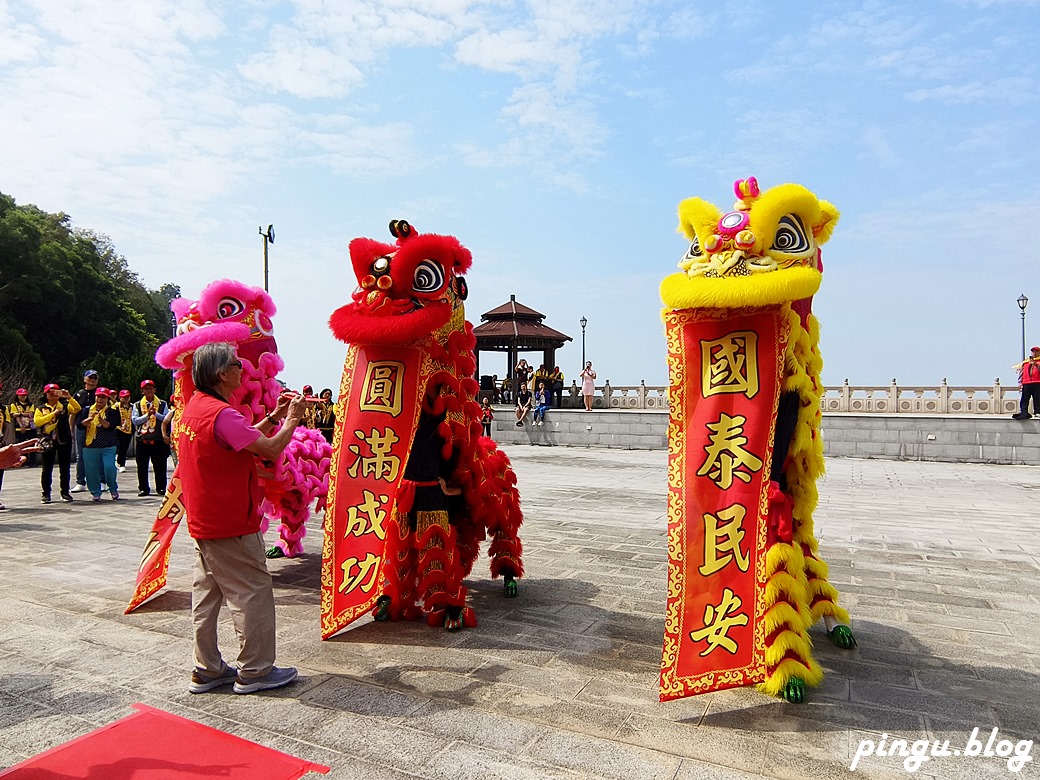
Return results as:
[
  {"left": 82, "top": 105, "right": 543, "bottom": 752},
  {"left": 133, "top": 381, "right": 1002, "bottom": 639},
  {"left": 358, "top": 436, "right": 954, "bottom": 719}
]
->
[
  {"left": 413, "top": 260, "right": 445, "bottom": 294},
  {"left": 216, "top": 297, "right": 245, "bottom": 319},
  {"left": 771, "top": 215, "right": 811, "bottom": 254},
  {"left": 684, "top": 236, "right": 702, "bottom": 260}
]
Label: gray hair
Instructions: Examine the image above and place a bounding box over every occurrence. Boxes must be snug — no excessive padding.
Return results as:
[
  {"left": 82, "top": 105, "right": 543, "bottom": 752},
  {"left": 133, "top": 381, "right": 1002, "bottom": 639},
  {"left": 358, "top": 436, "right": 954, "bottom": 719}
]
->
[{"left": 192, "top": 342, "right": 237, "bottom": 390}]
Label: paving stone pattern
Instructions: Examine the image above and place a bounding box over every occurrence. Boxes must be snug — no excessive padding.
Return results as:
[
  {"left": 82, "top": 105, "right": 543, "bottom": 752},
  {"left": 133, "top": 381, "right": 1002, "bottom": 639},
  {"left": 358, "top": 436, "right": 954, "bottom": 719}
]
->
[{"left": 0, "top": 450, "right": 1038, "bottom": 779}]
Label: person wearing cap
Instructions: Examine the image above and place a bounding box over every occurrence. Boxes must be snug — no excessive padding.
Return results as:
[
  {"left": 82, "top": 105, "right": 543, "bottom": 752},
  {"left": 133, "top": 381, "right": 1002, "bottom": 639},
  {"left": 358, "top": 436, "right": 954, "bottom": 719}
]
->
[
  {"left": 77, "top": 387, "right": 121, "bottom": 501},
  {"left": 1012, "top": 346, "right": 1040, "bottom": 419},
  {"left": 70, "top": 369, "right": 100, "bottom": 492},
  {"left": 132, "top": 379, "right": 170, "bottom": 497},
  {"left": 34, "top": 384, "right": 82, "bottom": 503},
  {"left": 115, "top": 390, "right": 134, "bottom": 472},
  {"left": 9, "top": 387, "right": 38, "bottom": 467},
  {"left": 180, "top": 341, "right": 307, "bottom": 695},
  {"left": 0, "top": 380, "right": 7, "bottom": 509},
  {"left": 301, "top": 385, "right": 318, "bottom": 429},
  {"left": 315, "top": 388, "right": 336, "bottom": 444}
]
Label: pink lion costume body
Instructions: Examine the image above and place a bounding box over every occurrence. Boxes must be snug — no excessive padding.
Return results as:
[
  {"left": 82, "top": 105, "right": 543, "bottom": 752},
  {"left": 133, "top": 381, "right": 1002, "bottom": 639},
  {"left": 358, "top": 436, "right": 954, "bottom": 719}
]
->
[{"left": 126, "top": 279, "right": 331, "bottom": 612}]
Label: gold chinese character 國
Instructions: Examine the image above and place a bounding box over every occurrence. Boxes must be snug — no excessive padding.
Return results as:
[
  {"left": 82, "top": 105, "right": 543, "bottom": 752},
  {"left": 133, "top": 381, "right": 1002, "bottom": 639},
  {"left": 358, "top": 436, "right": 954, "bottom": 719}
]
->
[
  {"left": 701, "top": 331, "right": 759, "bottom": 398},
  {"left": 689, "top": 587, "right": 748, "bottom": 656},
  {"left": 697, "top": 413, "right": 764, "bottom": 490},
  {"left": 338, "top": 552, "right": 381, "bottom": 595},
  {"left": 360, "top": 361, "right": 405, "bottom": 416},
  {"left": 343, "top": 490, "right": 388, "bottom": 540},
  {"left": 699, "top": 504, "right": 750, "bottom": 576},
  {"left": 346, "top": 427, "right": 402, "bottom": 482}
]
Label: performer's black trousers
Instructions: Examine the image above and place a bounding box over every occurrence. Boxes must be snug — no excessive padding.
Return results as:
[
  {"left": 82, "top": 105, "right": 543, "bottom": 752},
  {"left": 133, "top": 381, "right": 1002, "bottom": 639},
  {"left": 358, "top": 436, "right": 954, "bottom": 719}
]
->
[
  {"left": 116, "top": 431, "right": 132, "bottom": 467},
  {"left": 1021, "top": 383, "right": 1040, "bottom": 416},
  {"left": 136, "top": 439, "right": 169, "bottom": 494},
  {"left": 41, "top": 442, "right": 73, "bottom": 498}
]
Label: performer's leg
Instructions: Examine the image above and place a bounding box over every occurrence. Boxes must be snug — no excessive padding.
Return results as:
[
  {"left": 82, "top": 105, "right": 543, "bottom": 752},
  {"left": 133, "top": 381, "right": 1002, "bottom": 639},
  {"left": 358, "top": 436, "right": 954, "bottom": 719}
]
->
[
  {"left": 101, "top": 447, "right": 118, "bottom": 497},
  {"left": 40, "top": 448, "right": 55, "bottom": 501},
  {"left": 191, "top": 539, "right": 229, "bottom": 676},
  {"left": 83, "top": 448, "right": 102, "bottom": 498},
  {"left": 153, "top": 445, "right": 169, "bottom": 494},
  {"left": 57, "top": 443, "right": 72, "bottom": 497},
  {"left": 74, "top": 428, "right": 87, "bottom": 487},
  {"left": 136, "top": 440, "right": 152, "bottom": 494}
]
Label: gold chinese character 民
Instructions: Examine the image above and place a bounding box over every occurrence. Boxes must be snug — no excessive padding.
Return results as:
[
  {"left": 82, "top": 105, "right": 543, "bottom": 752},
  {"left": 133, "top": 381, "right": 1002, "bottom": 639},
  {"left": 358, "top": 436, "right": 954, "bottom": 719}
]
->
[
  {"left": 346, "top": 427, "right": 402, "bottom": 482},
  {"left": 360, "top": 361, "right": 405, "bottom": 416},
  {"left": 697, "top": 413, "right": 764, "bottom": 490},
  {"left": 699, "top": 504, "right": 750, "bottom": 576},
  {"left": 689, "top": 587, "right": 748, "bottom": 656},
  {"left": 701, "top": 331, "right": 759, "bottom": 398},
  {"left": 338, "top": 552, "right": 381, "bottom": 595},
  {"left": 343, "top": 490, "right": 388, "bottom": 540}
]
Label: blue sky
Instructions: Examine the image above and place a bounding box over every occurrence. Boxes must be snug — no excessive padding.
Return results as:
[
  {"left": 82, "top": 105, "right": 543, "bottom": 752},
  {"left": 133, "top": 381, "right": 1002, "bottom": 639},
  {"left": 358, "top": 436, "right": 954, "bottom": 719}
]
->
[{"left": 2, "top": 0, "right": 1039, "bottom": 392}]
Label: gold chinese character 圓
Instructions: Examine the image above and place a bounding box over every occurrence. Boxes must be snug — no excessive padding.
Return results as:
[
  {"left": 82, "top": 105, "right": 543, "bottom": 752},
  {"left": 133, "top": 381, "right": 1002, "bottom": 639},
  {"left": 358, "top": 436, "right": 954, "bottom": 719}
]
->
[
  {"left": 343, "top": 490, "right": 388, "bottom": 540},
  {"left": 338, "top": 552, "right": 381, "bottom": 595},
  {"left": 346, "top": 427, "right": 402, "bottom": 482},
  {"left": 360, "top": 361, "right": 405, "bottom": 416},
  {"left": 697, "top": 413, "right": 763, "bottom": 490},
  {"left": 689, "top": 587, "right": 748, "bottom": 656},
  {"left": 699, "top": 504, "right": 750, "bottom": 576},
  {"left": 701, "top": 332, "right": 759, "bottom": 398}
]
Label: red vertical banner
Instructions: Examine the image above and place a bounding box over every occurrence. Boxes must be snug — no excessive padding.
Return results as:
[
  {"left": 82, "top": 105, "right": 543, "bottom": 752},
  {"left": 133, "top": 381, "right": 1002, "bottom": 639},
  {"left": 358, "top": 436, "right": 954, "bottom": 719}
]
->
[
  {"left": 659, "top": 306, "right": 789, "bottom": 700},
  {"left": 125, "top": 473, "right": 187, "bottom": 613},
  {"left": 320, "top": 344, "right": 429, "bottom": 639}
]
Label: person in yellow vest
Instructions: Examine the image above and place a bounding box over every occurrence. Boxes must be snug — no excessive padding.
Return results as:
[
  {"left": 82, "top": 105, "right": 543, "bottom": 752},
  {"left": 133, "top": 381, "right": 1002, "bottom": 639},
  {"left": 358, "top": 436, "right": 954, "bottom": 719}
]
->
[
  {"left": 0, "top": 380, "right": 7, "bottom": 510},
  {"left": 300, "top": 385, "right": 318, "bottom": 428},
  {"left": 115, "top": 389, "right": 134, "bottom": 472},
  {"left": 548, "top": 366, "right": 564, "bottom": 407},
  {"left": 34, "top": 384, "right": 81, "bottom": 503},
  {"left": 132, "top": 379, "right": 170, "bottom": 497},
  {"left": 9, "top": 388, "right": 38, "bottom": 467},
  {"left": 315, "top": 388, "right": 335, "bottom": 444}
]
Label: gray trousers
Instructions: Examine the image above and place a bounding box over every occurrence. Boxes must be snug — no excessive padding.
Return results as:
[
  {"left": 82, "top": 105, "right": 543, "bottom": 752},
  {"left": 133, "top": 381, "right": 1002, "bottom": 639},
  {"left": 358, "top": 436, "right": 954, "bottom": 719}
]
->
[{"left": 192, "top": 532, "right": 276, "bottom": 679}]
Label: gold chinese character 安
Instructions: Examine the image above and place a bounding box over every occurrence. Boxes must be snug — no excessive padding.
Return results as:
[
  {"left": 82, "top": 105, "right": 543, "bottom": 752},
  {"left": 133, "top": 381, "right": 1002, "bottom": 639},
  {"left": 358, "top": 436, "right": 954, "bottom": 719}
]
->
[
  {"left": 360, "top": 361, "right": 405, "bottom": 416},
  {"left": 689, "top": 587, "right": 748, "bottom": 656},
  {"left": 338, "top": 552, "right": 381, "bottom": 595},
  {"left": 699, "top": 504, "right": 750, "bottom": 576},
  {"left": 346, "top": 427, "right": 402, "bottom": 482},
  {"left": 697, "top": 413, "right": 763, "bottom": 490},
  {"left": 701, "top": 332, "right": 759, "bottom": 398},
  {"left": 343, "top": 490, "right": 388, "bottom": 540}
]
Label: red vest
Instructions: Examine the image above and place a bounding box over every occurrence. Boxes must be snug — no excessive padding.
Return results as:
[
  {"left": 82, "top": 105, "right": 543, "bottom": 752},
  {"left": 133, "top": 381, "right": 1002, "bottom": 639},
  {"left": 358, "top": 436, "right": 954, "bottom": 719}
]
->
[
  {"left": 1022, "top": 360, "right": 1040, "bottom": 384},
  {"left": 177, "top": 391, "right": 261, "bottom": 540}
]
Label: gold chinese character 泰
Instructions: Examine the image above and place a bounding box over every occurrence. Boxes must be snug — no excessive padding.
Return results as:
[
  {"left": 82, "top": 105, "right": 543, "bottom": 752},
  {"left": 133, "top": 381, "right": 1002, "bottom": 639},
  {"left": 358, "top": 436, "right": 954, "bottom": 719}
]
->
[
  {"left": 337, "top": 552, "right": 381, "bottom": 595},
  {"left": 343, "top": 490, "right": 388, "bottom": 540},
  {"left": 699, "top": 504, "right": 750, "bottom": 576},
  {"left": 689, "top": 587, "right": 748, "bottom": 656},
  {"left": 701, "top": 331, "right": 759, "bottom": 398},
  {"left": 346, "top": 427, "right": 402, "bottom": 482},
  {"left": 360, "top": 361, "right": 405, "bottom": 416},
  {"left": 697, "top": 413, "right": 764, "bottom": 490}
]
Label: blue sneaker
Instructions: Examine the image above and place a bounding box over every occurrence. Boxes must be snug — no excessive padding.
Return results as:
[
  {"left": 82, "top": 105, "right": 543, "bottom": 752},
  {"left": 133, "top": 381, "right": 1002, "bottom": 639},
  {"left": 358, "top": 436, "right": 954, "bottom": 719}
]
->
[
  {"left": 233, "top": 666, "right": 298, "bottom": 694},
  {"left": 188, "top": 665, "right": 238, "bottom": 693}
]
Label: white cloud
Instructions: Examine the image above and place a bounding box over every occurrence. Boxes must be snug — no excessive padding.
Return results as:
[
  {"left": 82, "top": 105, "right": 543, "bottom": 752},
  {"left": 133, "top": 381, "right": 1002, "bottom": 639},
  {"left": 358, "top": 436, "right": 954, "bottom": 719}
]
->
[{"left": 906, "top": 76, "right": 1035, "bottom": 105}]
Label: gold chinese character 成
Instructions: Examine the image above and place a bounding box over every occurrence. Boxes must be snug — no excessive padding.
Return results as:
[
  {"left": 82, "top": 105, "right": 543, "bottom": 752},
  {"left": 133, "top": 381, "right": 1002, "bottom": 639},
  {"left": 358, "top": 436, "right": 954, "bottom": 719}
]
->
[
  {"left": 699, "top": 504, "right": 750, "bottom": 576},
  {"left": 697, "top": 413, "right": 764, "bottom": 490},
  {"left": 338, "top": 552, "right": 381, "bottom": 595},
  {"left": 343, "top": 490, "right": 388, "bottom": 540},
  {"left": 360, "top": 361, "right": 405, "bottom": 416},
  {"left": 701, "top": 332, "right": 759, "bottom": 398},
  {"left": 346, "top": 427, "right": 402, "bottom": 482},
  {"left": 689, "top": 587, "right": 748, "bottom": 656}
]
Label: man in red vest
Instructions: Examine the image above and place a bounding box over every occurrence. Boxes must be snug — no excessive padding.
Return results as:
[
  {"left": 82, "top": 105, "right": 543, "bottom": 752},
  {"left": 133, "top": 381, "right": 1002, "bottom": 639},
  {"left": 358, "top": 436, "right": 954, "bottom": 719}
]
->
[
  {"left": 1013, "top": 345, "right": 1040, "bottom": 420},
  {"left": 179, "top": 341, "right": 309, "bottom": 694}
]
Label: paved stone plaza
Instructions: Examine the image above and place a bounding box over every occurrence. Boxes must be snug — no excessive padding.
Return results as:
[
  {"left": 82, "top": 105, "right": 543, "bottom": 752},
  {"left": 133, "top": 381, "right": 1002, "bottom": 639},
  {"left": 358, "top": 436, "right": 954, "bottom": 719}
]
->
[{"left": 0, "top": 448, "right": 1038, "bottom": 779}]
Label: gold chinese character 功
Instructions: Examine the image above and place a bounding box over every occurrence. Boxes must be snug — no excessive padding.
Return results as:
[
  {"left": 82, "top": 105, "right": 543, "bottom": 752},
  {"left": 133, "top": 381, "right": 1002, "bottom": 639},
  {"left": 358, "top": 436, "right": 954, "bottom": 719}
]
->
[
  {"left": 689, "top": 587, "right": 748, "bottom": 656},
  {"left": 697, "top": 413, "right": 764, "bottom": 490},
  {"left": 343, "top": 489, "right": 389, "bottom": 540},
  {"left": 701, "top": 331, "right": 759, "bottom": 398},
  {"left": 346, "top": 427, "right": 402, "bottom": 482},
  {"left": 699, "top": 504, "right": 750, "bottom": 576},
  {"left": 360, "top": 361, "right": 405, "bottom": 416},
  {"left": 338, "top": 552, "right": 381, "bottom": 595}
]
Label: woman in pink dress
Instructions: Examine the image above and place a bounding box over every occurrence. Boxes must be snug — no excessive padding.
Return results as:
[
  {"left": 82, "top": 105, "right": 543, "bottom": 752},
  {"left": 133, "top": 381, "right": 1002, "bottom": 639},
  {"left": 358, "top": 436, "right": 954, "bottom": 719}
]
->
[{"left": 579, "top": 361, "right": 596, "bottom": 411}]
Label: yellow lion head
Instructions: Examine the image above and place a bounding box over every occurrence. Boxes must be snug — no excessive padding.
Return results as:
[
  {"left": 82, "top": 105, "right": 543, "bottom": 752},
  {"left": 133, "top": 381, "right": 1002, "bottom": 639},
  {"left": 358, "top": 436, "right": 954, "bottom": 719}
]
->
[{"left": 661, "top": 177, "right": 839, "bottom": 310}]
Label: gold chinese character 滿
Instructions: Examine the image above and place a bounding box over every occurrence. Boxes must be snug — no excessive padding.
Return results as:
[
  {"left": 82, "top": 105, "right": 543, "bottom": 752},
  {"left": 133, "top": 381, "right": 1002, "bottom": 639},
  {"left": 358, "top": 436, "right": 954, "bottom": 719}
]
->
[
  {"left": 346, "top": 427, "right": 402, "bottom": 482},
  {"left": 697, "top": 413, "right": 764, "bottom": 490},
  {"left": 337, "top": 552, "right": 381, "bottom": 595},
  {"left": 699, "top": 504, "right": 750, "bottom": 576},
  {"left": 343, "top": 490, "right": 388, "bottom": 540},
  {"left": 701, "top": 332, "right": 759, "bottom": 398},
  {"left": 360, "top": 361, "right": 405, "bottom": 416},
  {"left": 689, "top": 587, "right": 748, "bottom": 656}
]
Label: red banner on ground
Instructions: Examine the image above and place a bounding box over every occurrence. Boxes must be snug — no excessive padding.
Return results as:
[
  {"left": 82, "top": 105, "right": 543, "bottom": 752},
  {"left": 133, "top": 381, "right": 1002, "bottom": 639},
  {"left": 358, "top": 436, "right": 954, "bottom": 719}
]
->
[
  {"left": 320, "top": 344, "right": 430, "bottom": 639},
  {"left": 659, "top": 306, "right": 788, "bottom": 700},
  {"left": 125, "top": 473, "right": 186, "bottom": 613}
]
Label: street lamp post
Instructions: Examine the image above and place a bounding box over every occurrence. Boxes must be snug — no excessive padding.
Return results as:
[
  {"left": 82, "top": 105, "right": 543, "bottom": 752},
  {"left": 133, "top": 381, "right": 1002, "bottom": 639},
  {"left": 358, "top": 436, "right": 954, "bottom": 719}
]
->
[
  {"left": 260, "top": 224, "right": 275, "bottom": 292},
  {"left": 1018, "top": 294, "right": 1029, "bottom": 362},
  {"left": 580, "top": 316, "right": 588, "bottom": 366}
]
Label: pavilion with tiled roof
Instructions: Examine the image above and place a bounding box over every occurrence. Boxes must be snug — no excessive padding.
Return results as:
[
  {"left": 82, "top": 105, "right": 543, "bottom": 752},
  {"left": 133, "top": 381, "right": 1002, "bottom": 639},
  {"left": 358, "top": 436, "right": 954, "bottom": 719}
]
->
[{"left": 472, "top": 295, "right": 572, "bottom": 382}]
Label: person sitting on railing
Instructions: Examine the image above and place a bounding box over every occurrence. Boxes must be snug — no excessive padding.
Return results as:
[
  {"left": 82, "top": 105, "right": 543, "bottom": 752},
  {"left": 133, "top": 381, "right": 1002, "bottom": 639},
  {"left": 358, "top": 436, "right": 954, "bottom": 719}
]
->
[
  {"left": 1012, "top": 345, "right": 1040, "bottom": 420},
  {"left": 515, "top": 384, "right": 532, "bottom": 427}
]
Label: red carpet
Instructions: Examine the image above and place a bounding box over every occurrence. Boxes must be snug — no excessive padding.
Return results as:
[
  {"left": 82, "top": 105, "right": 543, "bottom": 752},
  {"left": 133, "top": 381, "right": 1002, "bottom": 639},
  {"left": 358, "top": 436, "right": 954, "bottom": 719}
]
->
[{"left": 0, "top": 703, "right": 329, "bottom": 779}]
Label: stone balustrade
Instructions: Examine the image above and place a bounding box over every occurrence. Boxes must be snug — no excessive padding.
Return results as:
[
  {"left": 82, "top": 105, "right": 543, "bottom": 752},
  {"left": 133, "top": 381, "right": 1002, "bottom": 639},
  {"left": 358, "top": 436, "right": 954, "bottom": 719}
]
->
[{"left": 535, "top": 379, "right": 1021, "bottom": 415}]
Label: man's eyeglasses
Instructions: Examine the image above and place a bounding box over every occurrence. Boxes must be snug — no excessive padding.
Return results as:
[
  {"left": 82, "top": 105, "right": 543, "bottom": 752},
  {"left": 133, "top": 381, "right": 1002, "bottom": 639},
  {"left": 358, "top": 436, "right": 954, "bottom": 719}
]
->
[{"left": 228, "top": 360, "right": 243, "bottom": 369}]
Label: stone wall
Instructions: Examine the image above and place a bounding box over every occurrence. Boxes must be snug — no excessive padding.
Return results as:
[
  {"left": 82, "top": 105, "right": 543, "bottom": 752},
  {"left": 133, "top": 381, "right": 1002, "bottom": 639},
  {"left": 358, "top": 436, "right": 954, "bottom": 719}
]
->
[{"left": 489, "top": 407, "right": 1040, "bottom": 465}]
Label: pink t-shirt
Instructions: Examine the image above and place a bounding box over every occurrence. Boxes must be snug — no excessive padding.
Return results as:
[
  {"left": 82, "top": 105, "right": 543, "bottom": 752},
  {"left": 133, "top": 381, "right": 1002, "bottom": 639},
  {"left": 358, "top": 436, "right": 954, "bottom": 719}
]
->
[{"left": 214, "top": 407, "right": 261, "bottom": 451}]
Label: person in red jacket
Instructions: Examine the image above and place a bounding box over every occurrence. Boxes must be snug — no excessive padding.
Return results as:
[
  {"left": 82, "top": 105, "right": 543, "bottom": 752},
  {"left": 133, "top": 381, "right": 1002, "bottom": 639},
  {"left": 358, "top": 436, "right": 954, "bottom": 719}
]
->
[
  {"left": 179, "top": 341, "right": 309, "bottom": 695},
  {"left": 1012, "top": 345, "right": 1040, "bottom": 420}
]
